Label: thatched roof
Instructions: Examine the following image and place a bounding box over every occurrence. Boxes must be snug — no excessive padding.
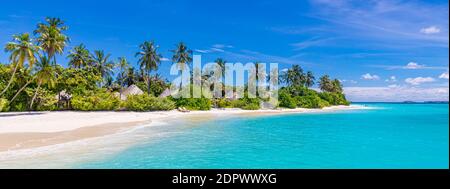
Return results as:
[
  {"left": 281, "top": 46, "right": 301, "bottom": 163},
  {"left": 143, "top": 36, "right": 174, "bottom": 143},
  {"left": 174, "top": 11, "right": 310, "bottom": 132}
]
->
[
  {"left": 159, "top": 88, "right": 171, "bottom": 98},
  {"left": 119, "top": 85, "right": 144, "bottom": 100}
]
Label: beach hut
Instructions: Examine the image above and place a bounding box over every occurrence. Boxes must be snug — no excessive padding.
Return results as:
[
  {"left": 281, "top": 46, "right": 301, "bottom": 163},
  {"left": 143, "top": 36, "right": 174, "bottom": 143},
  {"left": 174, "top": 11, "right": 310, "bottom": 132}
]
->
[
  {"left": 120, "top": 84, "right": 144, "bottom": 100},
  {"left": 159, "top": 88, "right": 171, "bottom": 98}
]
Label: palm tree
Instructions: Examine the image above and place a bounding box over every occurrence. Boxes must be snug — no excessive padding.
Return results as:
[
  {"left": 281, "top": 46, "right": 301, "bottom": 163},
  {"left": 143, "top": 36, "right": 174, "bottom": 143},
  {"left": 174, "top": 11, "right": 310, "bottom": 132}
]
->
[
  {"left": 125, "top": 67, "right": 136, "bottom": 86},
  {"left": 1, "top": 33, "right": 40, "bottom": 97},
  {"left": 319, "top": 75, "right": 333, "bottom": 92},
  {"left": 305, "top": 71, "right": 315, "bottom": 88},
  {"left": 34, "top": 17, "right": 69, "bottom": 64},
  {"left": 67, "top": 44, "right": 90, "bottom": 68},
  {"left": 116, "top": 57, "right": 129, "bottom": 87},
  {"left": 332, "top": 79, "right": 343, "bottom": 93},
  {"left": 215, "top": 58, "right": 227, "bottom": 96},
  {"left": 116, "top": 57, "right": 129, "bottom": 98},
  {"left": 281, "top": 65, "right": 305, "bottom": 87},
  {"left": 91, "top": 50, "right": 114, "bottom": 86},
  {"left": 29, "top": 56, "right": 57, "bottom": 109},
  {"left": 171, "top": 42, "right": 192, "bottom": 71},
  {"left": 136, "top": 41, "right": 162, "bottom": 95}
]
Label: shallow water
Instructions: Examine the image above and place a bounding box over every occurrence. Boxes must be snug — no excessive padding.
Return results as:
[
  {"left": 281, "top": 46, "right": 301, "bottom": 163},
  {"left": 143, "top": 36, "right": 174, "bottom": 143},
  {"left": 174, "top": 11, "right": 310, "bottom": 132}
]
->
[{"left": 76, "top": 103, "right": 449, "bottom": 169}]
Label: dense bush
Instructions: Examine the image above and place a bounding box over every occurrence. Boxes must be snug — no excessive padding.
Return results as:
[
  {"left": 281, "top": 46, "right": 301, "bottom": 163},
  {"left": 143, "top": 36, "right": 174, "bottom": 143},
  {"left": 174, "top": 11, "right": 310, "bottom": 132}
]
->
[
  {"left": 295, "top": 95, "right": 329, "bottom": 109},
  {"left": 217, "top": 98, "right": 232, "bottom": 108},
  {"left": 173, "top": 97, "right": 212, "bottom": 110},
  {"left": 226, "top": 96, "right": 261, "bottom": 110},
  {"left": 33, "top": 89, "right": 58, "bottom": 111},
  {"left": 278, "top": 87, "right": 347, "bottom": 109},
  {"left": 71, "top": 90, "right": 120, "bottom": 111},
  {"left": 278, "top": 89, "right": 296, "bottom": 109},
  {"left": 125, "top": 94, "right": 175, "bottom": 111},
  {"left": 0, "top": 98, "right": 9, "bottom": 112},
  {"left": 319, "top": 92, "right": 350, "bottom": 105}
]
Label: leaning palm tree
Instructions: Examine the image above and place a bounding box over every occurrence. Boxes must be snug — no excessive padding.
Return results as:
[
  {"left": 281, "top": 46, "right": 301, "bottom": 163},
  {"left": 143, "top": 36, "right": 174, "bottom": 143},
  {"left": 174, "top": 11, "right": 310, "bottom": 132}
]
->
[
  {"left": 67, "top": 44, "right": 90, "bottom": 68},
  {"left": 34, "top": 17, "right": 69, "bottom": 64},
  {"left": 171, "top": 42, "right": 192, "bottom": 71},
  {"left": 136, "top": 41, "right": 162, "bottom": 95},
  {"left": 29, "top": 56, "right": 57, "bottom": 109},
  {"left": 91, "top": 50, "right": 114, "bottom": 87},
  {"left": 0, "top": 33, "right": 40, "bottom": 97}
]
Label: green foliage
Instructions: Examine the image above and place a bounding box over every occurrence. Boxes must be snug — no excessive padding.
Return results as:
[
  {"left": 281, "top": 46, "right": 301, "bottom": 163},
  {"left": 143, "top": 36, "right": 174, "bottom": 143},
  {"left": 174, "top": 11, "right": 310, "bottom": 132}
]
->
[
  {"left": 0, "top": 98, "right": 9, "bottom": 112},
  {"left": 278, "top": 89, "right": 296, "bottom": 109},
  {"left": 25, "top": 88, "right": 58, "bottom": 111},
  {"left": 295, "top": 95, "right": 329, "bottom": 109},
  {"left": 228, "top": 96, "right": 260, "bottom": 110},
  {"left": 125, "top": 94, "right": 175, "bottom": 111},
  {"left": 278, "top": 86, "right": 347, "bottom": 109},
  {"left": 217, "top": 98, "right": 233, "bottom": 108},
  {"left": 56, "top": 67, "right": 102, "bottom": 95},
  {"left": 71, "top": 89, "right": 120, "bottom": 111},
  {"left": 173, "top": 97, "right": 212, "bottom": 110},
  {"left": 319, "top": 92, "right": 350, "bottom": 105}
]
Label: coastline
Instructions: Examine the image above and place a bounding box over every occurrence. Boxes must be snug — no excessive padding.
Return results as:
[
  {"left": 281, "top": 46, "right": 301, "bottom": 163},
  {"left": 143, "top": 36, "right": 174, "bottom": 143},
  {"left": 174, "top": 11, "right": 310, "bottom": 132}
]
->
[{"left": 0, "top": 105, "right": 367, "bottom": 153}]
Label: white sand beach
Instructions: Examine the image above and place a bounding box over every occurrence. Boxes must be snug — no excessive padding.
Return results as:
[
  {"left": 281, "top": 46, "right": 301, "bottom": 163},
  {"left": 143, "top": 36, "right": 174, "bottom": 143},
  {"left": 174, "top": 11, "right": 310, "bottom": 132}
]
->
[{"left": 0, "top": 105, "right": 366, "bottom": 152}]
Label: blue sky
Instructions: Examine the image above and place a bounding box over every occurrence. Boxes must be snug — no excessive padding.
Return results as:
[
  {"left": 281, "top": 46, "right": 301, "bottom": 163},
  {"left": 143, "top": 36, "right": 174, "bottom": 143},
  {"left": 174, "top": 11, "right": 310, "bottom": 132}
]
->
[{"left": 0, "top": 0, "right": 448, "bottom": 101}]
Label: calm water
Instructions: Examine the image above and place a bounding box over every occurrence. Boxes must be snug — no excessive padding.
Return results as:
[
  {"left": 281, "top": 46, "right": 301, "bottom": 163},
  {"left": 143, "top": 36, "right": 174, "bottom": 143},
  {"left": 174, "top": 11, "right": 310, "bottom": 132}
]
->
[{"left": 77, "top": 103, "right": 449, "bottom": 169}]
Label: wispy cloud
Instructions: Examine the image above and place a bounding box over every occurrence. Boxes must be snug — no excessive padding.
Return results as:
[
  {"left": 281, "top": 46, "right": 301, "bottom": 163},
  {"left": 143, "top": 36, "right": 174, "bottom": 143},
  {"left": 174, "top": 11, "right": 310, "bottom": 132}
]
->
[
  {"left": 420, "top": 26, "right": 441, "bottom": 34},
  {"left": 308, "top": 0, "right": 449, "bottom": 48},
  {"left": 291, "top": 38, "right": 334, "bottom": 50},
  {"left": 405, "top": 77, "right": 435, "bottom": 85},
  {"left": 194, "top": 44, "right": 233, "bottom": 54},
  {"left": 222, "top": 49, "right": 313, "bottom": 65},
  {"left": 370, "top": 62, "right": 448, "bottom": 70},
  {"left": 344, "top": 86, "right": 449, "bottom": 102}
]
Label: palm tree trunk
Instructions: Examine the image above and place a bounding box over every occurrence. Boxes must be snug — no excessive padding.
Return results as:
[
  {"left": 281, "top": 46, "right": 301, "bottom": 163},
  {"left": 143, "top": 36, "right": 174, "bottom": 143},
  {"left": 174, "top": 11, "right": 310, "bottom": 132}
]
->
[
  {"left": 147, "top": 70, "right": 151, "bottom": 95},
  {"left": 0, "top": 62, "right": 20, "bottom": 97},
  {"left": 10, "top": 76, "right": 36, "bottom": 103},
  {"left": 29, "top": 81, "right": 41, "bottom": 110}
]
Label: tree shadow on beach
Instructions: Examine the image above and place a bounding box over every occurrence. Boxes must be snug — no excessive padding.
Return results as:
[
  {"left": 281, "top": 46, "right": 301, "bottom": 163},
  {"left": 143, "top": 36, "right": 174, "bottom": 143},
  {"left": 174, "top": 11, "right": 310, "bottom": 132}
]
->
[{"left": 0, "top": 112, "right": 46, "bottom": 117}]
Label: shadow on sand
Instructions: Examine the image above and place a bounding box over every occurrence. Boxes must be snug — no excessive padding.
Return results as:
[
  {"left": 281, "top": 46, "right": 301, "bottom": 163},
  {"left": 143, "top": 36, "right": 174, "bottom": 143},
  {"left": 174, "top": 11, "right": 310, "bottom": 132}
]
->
[{"left": 0, "top": 112, "right": 46, "bottom": 117}]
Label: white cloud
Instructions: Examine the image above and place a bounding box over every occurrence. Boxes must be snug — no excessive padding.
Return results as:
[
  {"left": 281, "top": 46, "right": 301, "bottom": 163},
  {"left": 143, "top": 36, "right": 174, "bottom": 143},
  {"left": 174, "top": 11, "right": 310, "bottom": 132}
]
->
[
  {"left": 344, "top": 86, "right": 449, "bottom": 102},
  {"left": 160, "top": 57, "right": 170, "bottom": 61},
  {"left": 404, "top": 62, "right": 425, "bottom": 69},
  {"left": 361, "top": 73, "right": 380, "bottom": 80},
  {"left": 385, "top": 76, "right": 397, "bottom": 82},
  {"left": 439, "top": 72, "right": 449, "bottom": 79},
  {"left": 405, "top": 77, "right": 435, "bottom": 85},
  {"left": 420, "top": 26, "right": 441, "bottom": 34}
]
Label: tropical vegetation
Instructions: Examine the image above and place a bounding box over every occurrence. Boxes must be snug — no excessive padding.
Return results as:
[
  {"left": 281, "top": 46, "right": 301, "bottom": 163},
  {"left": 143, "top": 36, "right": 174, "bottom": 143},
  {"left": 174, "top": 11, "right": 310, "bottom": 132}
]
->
[{"left": 0, "top": 17, "right": 349, "bottom": 112}]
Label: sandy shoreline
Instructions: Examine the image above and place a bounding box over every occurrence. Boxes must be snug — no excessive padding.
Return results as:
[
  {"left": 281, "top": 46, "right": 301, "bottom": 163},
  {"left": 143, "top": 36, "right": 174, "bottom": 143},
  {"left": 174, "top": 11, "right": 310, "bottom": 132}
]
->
[{"left": 0, "top": 105, "right": 367, "bottom": 152}]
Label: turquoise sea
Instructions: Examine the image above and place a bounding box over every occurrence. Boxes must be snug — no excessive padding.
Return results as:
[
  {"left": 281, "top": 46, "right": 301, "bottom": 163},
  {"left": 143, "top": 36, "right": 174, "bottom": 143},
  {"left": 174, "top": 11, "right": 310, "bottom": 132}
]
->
[{"left": 77, "top": 103, "right": 449, "bottom": 169}]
